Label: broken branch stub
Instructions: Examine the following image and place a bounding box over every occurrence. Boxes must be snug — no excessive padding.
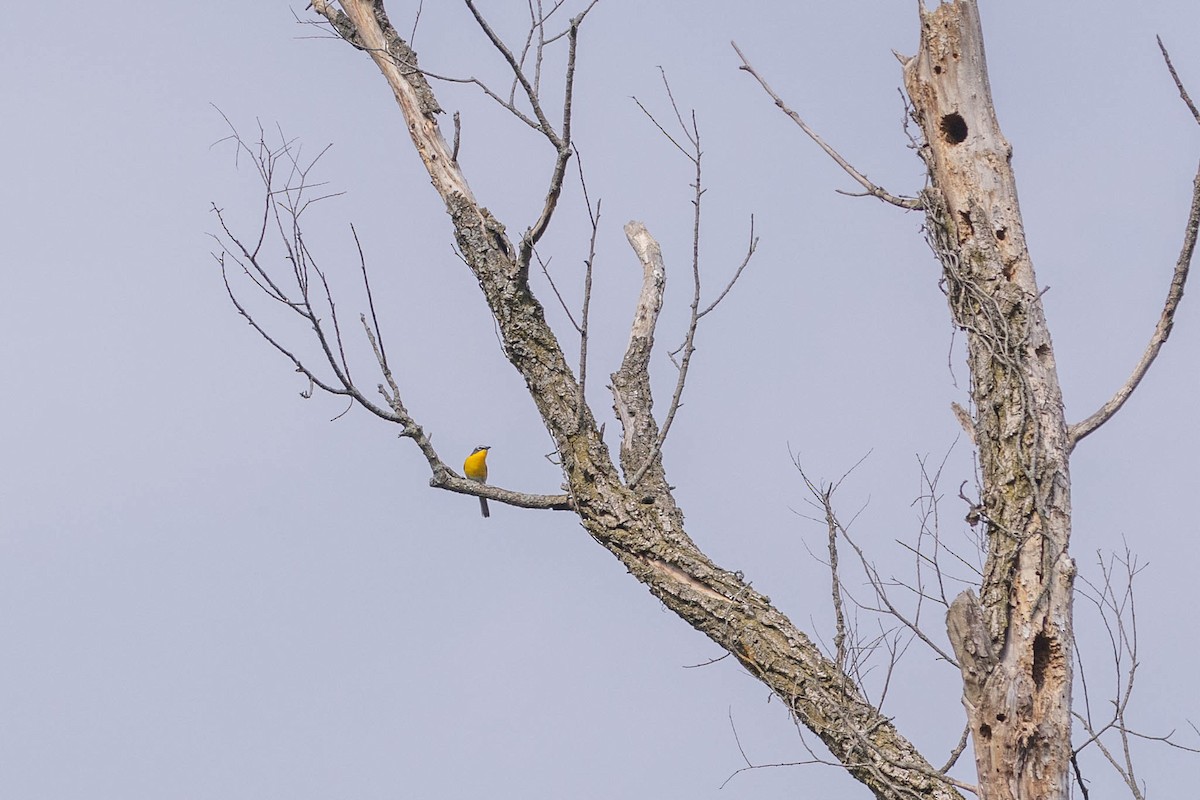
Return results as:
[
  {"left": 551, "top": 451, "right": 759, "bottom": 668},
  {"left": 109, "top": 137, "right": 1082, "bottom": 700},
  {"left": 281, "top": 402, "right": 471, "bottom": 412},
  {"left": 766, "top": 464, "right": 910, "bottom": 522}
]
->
[{"left": 611, "top": 221, "right": 668, "bottom": 489}]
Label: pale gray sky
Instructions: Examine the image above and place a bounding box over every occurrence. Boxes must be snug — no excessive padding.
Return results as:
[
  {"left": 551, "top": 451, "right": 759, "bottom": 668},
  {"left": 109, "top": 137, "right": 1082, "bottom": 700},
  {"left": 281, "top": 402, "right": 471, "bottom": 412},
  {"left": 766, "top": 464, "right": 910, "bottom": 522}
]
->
[{"left": 3, "top": 2, "right": 1198, "bottom": 798}]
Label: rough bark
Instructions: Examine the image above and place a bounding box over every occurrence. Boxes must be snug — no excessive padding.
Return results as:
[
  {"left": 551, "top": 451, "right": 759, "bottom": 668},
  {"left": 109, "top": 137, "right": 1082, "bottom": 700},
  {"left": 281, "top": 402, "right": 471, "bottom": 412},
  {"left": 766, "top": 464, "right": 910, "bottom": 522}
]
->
[
  {"left": 308, "top": 2, "right": 965, "bottom": 797},
  {"left": 903, "top": 2, "right": 1075, "bottom": 799}
]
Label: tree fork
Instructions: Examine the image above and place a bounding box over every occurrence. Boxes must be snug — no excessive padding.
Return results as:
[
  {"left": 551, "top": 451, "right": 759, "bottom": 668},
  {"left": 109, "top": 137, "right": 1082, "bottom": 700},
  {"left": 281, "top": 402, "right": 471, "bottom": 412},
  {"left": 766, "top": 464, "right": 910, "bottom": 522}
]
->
[{"left": 903, "top": 3, "right": 1074, "bottom": 799}]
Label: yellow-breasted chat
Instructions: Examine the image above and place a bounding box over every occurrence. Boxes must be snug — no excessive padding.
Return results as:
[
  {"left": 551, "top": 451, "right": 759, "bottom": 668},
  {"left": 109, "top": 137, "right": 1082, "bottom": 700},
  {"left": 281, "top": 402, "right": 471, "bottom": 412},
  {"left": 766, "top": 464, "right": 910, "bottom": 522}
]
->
[{"left": 463, "top": 445, "right": 491, "bottom": 518}]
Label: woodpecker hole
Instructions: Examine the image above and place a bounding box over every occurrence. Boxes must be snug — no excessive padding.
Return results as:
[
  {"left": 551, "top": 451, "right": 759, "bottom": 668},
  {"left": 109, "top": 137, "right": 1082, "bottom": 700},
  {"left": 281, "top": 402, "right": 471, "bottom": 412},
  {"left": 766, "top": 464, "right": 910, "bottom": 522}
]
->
[
  {"left": 979, "top": 723, "right": 992, "bottom": 740},
  {"left": 995, "top": 227, "right": 1007, "bottom": 241},
  {"left": 995, "top": 712, "right": 1007, "bottom": 723},
  {"left": 940, "top": 113, "right": 968, "bottom": 144},
  {"left": 934, "top": 64, "right": 943, "bottom": 75},
  {"left": 1033, "top": 632, "right": 1052, "bottom": 690}
]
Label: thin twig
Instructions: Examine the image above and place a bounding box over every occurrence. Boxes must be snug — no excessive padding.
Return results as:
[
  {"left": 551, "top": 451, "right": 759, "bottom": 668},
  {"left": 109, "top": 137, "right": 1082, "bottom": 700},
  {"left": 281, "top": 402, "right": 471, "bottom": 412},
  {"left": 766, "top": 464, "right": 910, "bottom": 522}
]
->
[
  {"left": 575, "top": 155, "right": 599, "bottom": 433},
  {"left": 512, "top": 0, "right": 540, "bottom": 106},
  {"left": 732, "top": 41, "right": 922, "bottom": 210},
  {"left": 353, "top": 224, "right": 387, "bottom": 371},
  {"left": 535, "top": 251, "right": 580, "bottom": 331},
  {"left": 408, "top": 0, "right": 423, "bottom": 46},
  {"left": 1159, "top": 36, "right": 1200, "bottom": 125},
  {"left": 793, "top": 453, "right": 961, "bottom": 670},
  {"left": 699, "top": 216, "right": 757, "bottom": 318},
  {"left": 719, "top": 709, "right": 831, "bottom": 790}
]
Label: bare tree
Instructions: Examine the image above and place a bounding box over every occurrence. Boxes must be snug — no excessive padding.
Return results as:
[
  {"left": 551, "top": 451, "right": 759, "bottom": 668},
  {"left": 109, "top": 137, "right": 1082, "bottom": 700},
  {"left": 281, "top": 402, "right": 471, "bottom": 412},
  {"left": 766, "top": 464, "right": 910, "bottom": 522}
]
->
[{"left": 212, "top": 2, "right": 1197, "bottom": 799}]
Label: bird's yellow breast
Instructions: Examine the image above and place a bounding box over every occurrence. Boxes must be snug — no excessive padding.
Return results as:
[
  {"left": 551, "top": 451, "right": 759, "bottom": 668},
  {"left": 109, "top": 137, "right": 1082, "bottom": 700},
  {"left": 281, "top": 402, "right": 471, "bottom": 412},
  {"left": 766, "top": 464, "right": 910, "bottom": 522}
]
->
[{"left": 464, "top": 447, "right": 489, "bottom": 482}]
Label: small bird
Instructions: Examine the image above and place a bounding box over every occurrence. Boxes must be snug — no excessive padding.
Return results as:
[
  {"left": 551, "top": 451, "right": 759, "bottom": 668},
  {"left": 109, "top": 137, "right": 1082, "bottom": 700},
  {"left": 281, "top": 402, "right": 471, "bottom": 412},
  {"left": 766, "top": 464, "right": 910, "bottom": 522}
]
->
[{"left": 463, "top": 445, "right": 491, "bottom": 518}]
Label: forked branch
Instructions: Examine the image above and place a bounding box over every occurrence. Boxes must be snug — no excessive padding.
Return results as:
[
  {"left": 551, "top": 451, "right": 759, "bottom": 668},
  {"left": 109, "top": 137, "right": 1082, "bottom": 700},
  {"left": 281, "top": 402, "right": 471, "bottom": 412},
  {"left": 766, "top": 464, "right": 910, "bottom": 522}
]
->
[
  {"left": 461, "top": 0, "right": 597, "bottom": 274},
  {"left": 623, "top": 81, "right": 758, "bottom": 488},
  {"left": 212, "top": 124, "right": 570, "bottom": 513}
]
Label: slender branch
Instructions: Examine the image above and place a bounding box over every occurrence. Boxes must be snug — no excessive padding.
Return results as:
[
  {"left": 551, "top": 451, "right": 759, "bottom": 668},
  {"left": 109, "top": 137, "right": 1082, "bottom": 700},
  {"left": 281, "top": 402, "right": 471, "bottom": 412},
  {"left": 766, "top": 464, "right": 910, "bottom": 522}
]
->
[
  {"left": 795, "top": 454, "right": 961, "bottom": 671},
  {"left": 632, "top": 95, "right": 692, "bottom": 160},
  {"left": 430, "top": 469, "right": 573, "bottom": 510},
  {"left": 433, "top": 70, "right": 544, "bottom": 132},
  {"left": 354, "top": 223, "right": 388, "bottom": 371},
  {"left": 732, "top": 41, "right": 923, "bottom": 210},
  {"left": 823, "top": 483, "right": 849, "bottom": 670},
  {"left": 1159, "top": 36, "right": 1200, "bottom": 125},
  {"left": 1071, "top": 753, "right": 1091, "bottom": 800},
  {"left": 512, "top": 0, "right": 540, "bottom": 106},
  {"left": 219, "top": 256, "right": 359, "bottom": 403},
  {"left": 1069, "top": 41, "right": 1199, "bottom": 447},
  {"left": 408, "top": 0, "right": 423, "bottom": 45},
  {"left": 941, "top": 724, "right": 971, "bottom": 774},
  {"left": 535, "top": 251, "right": 580, "bottom": 331},
  {"left": 309, "top": 15, "right": 551, "bottom": 138},
  {"left": 699, "top": 216, "right": 757, "bottom": 318},
  {"left": 535, "top": 252, "right": 578, "bottom": 329},
  {"left": 310, "top": 250, "right": 352, "bottom": 382},
  {"left": 576, "top": 161, "right": 599, "bottom": 434}
]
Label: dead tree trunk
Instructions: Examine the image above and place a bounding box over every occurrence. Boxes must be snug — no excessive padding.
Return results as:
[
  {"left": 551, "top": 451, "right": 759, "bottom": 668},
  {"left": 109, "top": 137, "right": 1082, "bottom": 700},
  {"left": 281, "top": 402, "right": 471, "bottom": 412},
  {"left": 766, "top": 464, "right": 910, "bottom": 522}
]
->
[{"left": 904, "top": 3, "right": 1074, "bottom": 798}]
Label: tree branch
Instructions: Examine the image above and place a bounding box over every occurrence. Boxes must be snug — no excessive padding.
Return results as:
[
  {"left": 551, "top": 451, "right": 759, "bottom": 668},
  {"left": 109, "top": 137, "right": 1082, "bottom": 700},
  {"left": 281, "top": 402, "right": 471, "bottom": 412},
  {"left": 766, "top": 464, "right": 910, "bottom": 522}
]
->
[
  {"left": 267, "top": 7, "right": 970, "bottom": 797},
  {"left": 1068, "top": 41, "right": 1199, "bottom": 448},
  {"left": 610, "top": 221, "right": 668, "bottom": 491},
  {"left": 733, "top": 41, "right": 922, "bottom": 210},
  {"left": 626, "top": 85, "right": 756, "bottom": 488},
  {"left": 214, "top": 121, "right": 568, "bottom": 515},
  {"left": 464, "top": 0, "right": 561, "bottom": 145},
  {"left": 517, "top": 10, "right": 584, "bottom": 274},
  {"left": 574, "top": 160, "right": 599, "bottom": 434}
]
